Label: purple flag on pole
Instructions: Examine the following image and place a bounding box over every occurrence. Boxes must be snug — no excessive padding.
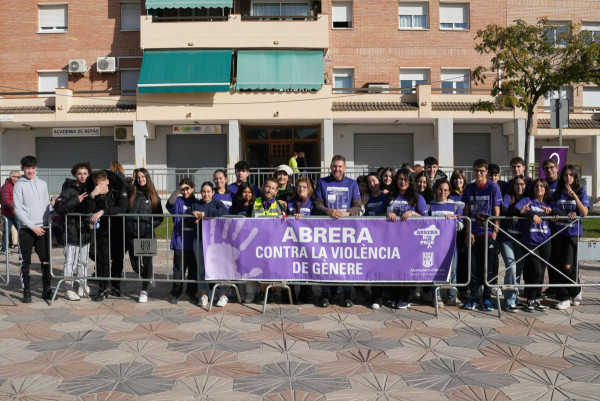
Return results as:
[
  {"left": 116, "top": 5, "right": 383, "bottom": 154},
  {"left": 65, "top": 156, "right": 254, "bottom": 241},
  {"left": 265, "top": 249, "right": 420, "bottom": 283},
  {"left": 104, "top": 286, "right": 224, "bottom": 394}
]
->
[
  {"left": 202, "top": 217, "right": 456, "bottom": 282},
  {"left": 539, "top": 146, "right": 568, "bottom": 178}
]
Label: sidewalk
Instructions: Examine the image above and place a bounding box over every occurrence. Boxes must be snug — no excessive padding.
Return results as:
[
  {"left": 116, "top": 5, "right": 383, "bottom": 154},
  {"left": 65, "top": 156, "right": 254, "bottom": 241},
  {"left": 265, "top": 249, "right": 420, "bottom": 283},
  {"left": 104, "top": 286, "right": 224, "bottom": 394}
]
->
[{"left": 0, "top": 248, "right": 598, "bottom": 399}]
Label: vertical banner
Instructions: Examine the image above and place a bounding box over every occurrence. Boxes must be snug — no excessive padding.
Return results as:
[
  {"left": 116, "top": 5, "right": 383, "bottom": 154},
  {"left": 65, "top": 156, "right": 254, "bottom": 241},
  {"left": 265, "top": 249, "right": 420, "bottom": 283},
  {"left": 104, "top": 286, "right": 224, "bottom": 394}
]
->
[
  {"left": 203, "top": 217, "right": 456, "bottom": 282},
  {"left": 539, "top": 146, "right": 568, "bottom": 178}
]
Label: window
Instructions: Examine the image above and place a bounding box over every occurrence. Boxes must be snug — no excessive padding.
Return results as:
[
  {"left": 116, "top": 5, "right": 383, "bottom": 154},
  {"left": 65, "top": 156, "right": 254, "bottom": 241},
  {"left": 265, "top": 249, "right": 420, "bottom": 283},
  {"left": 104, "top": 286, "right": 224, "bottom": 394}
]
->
[
  {"left": 252, "top": 1, "right": 310, "bottom": 18},
  {"left": 400, "top": 68, "right": 429, "bottom": 93},
  {"left": 332, "top": 1, "right": 352, "bottom": 28},
  {"left": 441, "top": 69, "right": 470, "bottom": 93},
  {"left": 583, "top": 87, "right": 600, "bottom": 112},
  {"left": 38, "top": 4, "right": 68, "bottom": 32},
  {"left": 333, "top": 68, "right": 354, "bottom": 93},
  {"left": 121, "top": 70, "right": 140, "bottom": 95},
  {"left": 121, "top": 2, "right": 141, "bottom": 31},
  {"left": 38, "top": 71, "right": 68, "bottom": 97},
  {"left": 544, "top": 21, "right": 569, "bottom": 46},
  {"left": 398, "top": 2, "right": 428, "bottom": 29},
  {"left": 544, "top": 86, "right": 572, "bottom": 108},
  {"left": 439, "top": 3, "right": 468, "bottom": 30},
  {"left": 582, "top": 22, "right": 600, "bottom": 43}
]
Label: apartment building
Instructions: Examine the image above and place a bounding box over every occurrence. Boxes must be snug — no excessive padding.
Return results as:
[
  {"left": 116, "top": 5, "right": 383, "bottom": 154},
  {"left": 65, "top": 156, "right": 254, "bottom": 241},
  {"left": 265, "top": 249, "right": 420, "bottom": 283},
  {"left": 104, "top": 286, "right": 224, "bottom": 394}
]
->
[{"left": 0, "top": 0, "right": 599, "bottom": 196}]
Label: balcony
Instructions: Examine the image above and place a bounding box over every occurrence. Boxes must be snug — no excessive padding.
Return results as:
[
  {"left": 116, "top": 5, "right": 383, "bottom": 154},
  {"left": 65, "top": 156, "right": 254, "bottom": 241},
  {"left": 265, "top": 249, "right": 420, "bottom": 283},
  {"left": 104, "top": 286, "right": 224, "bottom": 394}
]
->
[{"left": 140, "top": 13, "right": 328, "bottom": 50}]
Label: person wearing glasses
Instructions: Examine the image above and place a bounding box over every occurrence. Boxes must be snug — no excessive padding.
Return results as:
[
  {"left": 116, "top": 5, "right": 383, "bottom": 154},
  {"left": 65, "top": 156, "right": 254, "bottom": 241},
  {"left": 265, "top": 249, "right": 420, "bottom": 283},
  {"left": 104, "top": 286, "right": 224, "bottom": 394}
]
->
[
  {"left": 0, "top": 171, "right": 20, "bottom": 254},
  {"left": 541, "top": 158, "right": 559, "bottom": 194},
  {"left": 461, "top": 159, "right": 503, "bottom": 312}
]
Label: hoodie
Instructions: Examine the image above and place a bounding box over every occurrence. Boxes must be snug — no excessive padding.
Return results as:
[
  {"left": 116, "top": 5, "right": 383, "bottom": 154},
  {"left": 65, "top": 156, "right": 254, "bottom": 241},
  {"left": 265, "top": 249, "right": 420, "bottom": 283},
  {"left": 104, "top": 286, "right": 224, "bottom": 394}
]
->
[
  {"left": 13, "top": 176, "right": 50, "bottom": 229},
  {"left": 0, "top": 178, "right": 16, "bottom": 217}
]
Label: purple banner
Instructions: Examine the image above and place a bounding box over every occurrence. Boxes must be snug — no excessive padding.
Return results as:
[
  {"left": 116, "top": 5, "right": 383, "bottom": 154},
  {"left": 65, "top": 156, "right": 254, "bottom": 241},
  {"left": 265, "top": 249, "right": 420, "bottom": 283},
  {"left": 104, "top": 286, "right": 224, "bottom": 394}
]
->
[
  {"left": 202, "top": 217, "right": 456, "bottom": 282},
  {"left": 539, "top": 146, "right": 568, "bottom": 179}
]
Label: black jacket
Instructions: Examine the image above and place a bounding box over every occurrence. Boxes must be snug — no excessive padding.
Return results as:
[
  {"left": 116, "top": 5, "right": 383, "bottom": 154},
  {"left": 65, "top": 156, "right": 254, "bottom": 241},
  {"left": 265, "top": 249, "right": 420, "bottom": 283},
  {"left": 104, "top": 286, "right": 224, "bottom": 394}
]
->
[
  {"left": 54, "top": 178, "right": 92, "bottom": 245},
  {"left": 83, "top": 170, "right": 128, "bottom": 233},
  {"left": 125, "top": 187, "right": 164, "bottom": 238}
]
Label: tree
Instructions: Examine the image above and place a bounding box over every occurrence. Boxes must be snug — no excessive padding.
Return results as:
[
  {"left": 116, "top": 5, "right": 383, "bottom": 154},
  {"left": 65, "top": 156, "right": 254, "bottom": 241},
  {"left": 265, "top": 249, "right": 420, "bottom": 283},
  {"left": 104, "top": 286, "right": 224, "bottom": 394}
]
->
[{"left": 471, "top": 18, "right": 600, "bottom": 167}]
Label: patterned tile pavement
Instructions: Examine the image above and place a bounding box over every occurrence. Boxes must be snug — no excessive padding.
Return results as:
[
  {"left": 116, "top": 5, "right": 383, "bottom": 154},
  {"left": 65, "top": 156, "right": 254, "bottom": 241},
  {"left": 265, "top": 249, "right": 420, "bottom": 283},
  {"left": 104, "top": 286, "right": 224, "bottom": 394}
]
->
[{"left": 0, "top": 250, "right": 599, "bottom": 400}]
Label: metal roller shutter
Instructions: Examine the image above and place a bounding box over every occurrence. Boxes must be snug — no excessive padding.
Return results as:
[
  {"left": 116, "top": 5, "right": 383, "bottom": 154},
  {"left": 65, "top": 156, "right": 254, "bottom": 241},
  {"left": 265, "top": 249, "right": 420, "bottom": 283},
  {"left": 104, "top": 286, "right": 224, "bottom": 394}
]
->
[
  {"left": 354, "top": 133, "right": 414, "bottom": 168},
  {"left": 36, "top": 136, "right": 118, "bottom": 169},
  {"left": 453, "top": 133, "right": 490, "bottom": 167},
  {"left": 166, "top": 134, "right": 227, "bottom": 168}
]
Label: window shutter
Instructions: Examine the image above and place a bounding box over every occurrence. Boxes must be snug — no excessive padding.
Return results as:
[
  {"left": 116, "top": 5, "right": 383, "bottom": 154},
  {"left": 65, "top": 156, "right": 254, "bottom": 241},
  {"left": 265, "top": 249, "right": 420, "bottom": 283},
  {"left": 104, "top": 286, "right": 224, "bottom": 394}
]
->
[
  {"left": 441, "top": 69, "right": 469, "bottom": 82},
  {"left": 40, "top": 5, "right": 67, "bottom": 29},
  {"left": 332, "top": 2, "right": 352, "bottom": 23},
  {"left": 453, "top": 133, "right": 491, "bottom": 167},
  {"left": 121, "top": 70, "right": 140, "bottom": 94},
  {"left": 354, "top": 133, "right": 414, "bottom": 168},
  {"left": 583, "top": 87, "right": 600, "bottom": 108},
  {"left": 121, "top": 3, "right": 141, "bottom": 30},
  {"left": 398, "top": 2, "right": 426, "bottom": 16},
  {"left": 400, "top": 69, "right": 429, "bottom": 82},
  {"left": 440, "top": 4, "right": 467, "bottom": 24}
]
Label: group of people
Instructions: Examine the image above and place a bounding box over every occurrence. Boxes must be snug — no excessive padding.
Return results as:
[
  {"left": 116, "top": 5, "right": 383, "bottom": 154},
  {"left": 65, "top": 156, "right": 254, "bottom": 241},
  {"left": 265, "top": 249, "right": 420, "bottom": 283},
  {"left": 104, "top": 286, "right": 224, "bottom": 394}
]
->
[{"left": 3, "top": 153, "right": 588, "bottom": 312}]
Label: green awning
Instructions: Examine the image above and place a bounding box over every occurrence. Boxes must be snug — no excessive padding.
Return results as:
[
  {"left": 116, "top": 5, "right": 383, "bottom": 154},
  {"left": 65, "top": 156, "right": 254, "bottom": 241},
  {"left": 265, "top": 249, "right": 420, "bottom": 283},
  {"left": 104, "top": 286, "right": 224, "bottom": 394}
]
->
[
  {"left": 138, "top": 50, "right": 232, "bottom": 93},
  {"left": 235, "top": 50, "right": 323, "bottom": 91},
  {"left": 145, "top": 0, "right": 232, "bottom": 9}
]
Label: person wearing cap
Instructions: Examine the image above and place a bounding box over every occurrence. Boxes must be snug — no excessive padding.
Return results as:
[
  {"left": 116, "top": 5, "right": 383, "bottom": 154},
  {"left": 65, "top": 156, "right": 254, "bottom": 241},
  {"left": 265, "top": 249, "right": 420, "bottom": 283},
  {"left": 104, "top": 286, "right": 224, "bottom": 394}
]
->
[{"left": 274, "top": 164, "right": 295, "bottom": 208}]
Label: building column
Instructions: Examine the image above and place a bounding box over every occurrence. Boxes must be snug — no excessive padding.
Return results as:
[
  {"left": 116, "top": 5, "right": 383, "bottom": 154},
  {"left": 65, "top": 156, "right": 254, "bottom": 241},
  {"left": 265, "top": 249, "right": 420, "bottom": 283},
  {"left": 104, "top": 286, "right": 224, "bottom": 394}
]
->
[
  {"left": 515, "top": 119, "right": 526, "bottom": 159},
  {"left": 323, "top": 119, "right": 334, "bottom": 168},
  {"left": 435, "top": 118, "right": 453, "bottom": 169},
  {"left": 228, "top": 120, "right": 240, "bottom": 170},
  {"left": 133, "top": 120, "right": 149, "bottom": 168},
  {"left": 593, "top": 136, "right": 600, "bottom": 200}
]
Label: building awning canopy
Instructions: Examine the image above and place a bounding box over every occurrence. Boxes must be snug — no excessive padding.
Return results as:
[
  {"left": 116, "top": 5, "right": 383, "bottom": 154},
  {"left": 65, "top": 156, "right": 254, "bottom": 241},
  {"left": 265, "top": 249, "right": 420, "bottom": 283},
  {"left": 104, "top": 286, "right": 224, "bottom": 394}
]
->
[
  {"left": 138, "top": 50, "right": 232, "bottom": 93},
  {"left": 145, "top": 0, "right": 232, "bottom": 9},
  {"left": 235, "top": 50, "right": 323, "bottom": 91}
]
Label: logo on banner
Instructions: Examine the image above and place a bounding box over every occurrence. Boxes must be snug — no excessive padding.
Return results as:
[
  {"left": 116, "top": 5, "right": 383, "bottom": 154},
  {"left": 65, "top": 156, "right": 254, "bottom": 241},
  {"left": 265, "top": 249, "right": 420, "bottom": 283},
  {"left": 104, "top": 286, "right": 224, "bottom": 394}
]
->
[
  {"left": 423, "top": 252, "right": 434, "bottom": 267},
  {"left": 414, "top": 225, "right": 440, "bottom": 248}
]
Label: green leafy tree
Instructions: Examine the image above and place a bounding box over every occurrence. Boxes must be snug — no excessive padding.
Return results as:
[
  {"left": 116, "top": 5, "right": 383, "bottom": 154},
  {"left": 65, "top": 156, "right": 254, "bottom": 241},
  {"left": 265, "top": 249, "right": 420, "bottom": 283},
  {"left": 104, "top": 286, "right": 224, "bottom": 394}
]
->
[{"left": 471, "top": 18, "right": 600, "bottom": 166}]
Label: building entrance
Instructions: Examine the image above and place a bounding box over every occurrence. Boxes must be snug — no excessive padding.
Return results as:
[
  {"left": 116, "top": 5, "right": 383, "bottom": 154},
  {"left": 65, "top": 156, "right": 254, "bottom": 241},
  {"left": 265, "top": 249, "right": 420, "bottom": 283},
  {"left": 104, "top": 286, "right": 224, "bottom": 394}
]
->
[{"left": 243, "top": 125, "right": 320, "bottom": 168}]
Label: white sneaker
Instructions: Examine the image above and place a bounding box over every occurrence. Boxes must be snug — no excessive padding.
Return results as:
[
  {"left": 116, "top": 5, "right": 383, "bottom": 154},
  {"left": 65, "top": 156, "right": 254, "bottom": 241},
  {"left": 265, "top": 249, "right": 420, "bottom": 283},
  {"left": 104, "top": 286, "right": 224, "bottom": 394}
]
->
[
  {"left": 573, "top": 291, "right": 582, "bottom": 306},
  {"left": 200, "top": 295, "right": 209, "bottom": 308},
  {"left": 216, "top": 295, "right": 228, "bottom": 307},
  {"left": 436, "top": 296, "right": 444, "bottom": 308},
  {"left": 65, "top": 290, "right": 80, "bottom": 301},
  {"left": 77, "top": 286, "right": 90, "bottom": 298},
  {"left": 396, "top": 301, "right": 410, "bottom": 309},
  {"left": 556, "top": 300, "right": 571, "bottom": 310},
  {"left": 139, "top": 291, "right": 148, "bottom": 303},
  {"left": 371, "top": 303, "right": 381, "bottom": 310}
]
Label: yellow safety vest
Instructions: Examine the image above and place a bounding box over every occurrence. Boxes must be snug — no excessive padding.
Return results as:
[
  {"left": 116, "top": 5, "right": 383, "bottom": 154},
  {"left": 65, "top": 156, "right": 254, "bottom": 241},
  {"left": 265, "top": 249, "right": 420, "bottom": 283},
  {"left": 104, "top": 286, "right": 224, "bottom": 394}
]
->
[{"left": 252, "top": 197, "right": 283, "bottom": 216}]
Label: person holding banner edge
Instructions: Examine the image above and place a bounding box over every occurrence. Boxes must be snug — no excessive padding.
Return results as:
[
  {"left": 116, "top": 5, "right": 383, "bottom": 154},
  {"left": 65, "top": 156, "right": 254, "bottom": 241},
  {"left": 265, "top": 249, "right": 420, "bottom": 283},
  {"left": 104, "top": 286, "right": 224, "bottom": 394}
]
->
[{"left": 314, "top": 155, "right": 361, "bottom": 308}]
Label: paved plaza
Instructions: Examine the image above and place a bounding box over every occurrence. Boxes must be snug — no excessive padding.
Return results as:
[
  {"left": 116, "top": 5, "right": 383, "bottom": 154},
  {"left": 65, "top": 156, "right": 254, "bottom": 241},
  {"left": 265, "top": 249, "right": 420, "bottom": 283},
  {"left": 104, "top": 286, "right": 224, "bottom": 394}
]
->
[{"left": 0, "top": 246, "right": 599, "bottom": 400}]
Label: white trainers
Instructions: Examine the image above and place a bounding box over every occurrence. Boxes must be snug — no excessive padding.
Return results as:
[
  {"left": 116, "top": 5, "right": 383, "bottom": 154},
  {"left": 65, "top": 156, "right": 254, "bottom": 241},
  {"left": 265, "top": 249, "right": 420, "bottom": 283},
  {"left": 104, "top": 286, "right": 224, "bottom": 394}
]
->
[
  {"left": 556, "top": 300, "right": 571, "bottom": 310},
  {"left": 200, "top": 295, "right": 209, "bottom": 308},
  {"left": 77, "top": 286, "right": 90, "bottom": 298},
  {"left": 65, "top": 290, "right": 80, "bottom": 301},
  {"left": 139, "top": 291, "right": 148, "bottom": 303},
  {"left": 371, "top": 303, "right": 381, "bottom": 310},
  {"left": 573, "top": 291, "right": 582, "bottom": 306},
  {"left": 216, "top": 295, "right": 228, "bottom": 307}
]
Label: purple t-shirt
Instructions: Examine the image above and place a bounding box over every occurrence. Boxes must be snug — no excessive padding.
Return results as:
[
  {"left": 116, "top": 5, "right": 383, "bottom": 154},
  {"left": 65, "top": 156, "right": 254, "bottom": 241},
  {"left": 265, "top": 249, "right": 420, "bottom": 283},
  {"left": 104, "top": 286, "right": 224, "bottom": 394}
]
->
[
  {"left": 461, "top": 180, "right": 503, "bottom": 236},
  {"left": 552, "top": 188, "right": 589, "bottom": 236},
  {"left": 515, "top": 197, "right": 552, "bottom": 245},
  {"left": 287, "top": 198, "right": 314, "bottom": 216},
  {"left": 429, "top": 201, "right": 458, "bottom": 217},
  {"left": 498, "top": 193, "right": 522, "bottom": 242},
  {"left": 213, "top": 191, "right": 233, "bottom": 213},
  {"left": 227, "top": 182, "right": 262, "bottom": 198},
  {"left": 383, "top": 193, "right": 428, "bottom": 216},
  {"left": 365, "top": 192, "right": 387, "bottom": 216},
  {"left": 315, "top": 176, "right": 360, "bottom": 210},
  {"left": 167, "top": 196, "right": 197, "bottom": 250}
]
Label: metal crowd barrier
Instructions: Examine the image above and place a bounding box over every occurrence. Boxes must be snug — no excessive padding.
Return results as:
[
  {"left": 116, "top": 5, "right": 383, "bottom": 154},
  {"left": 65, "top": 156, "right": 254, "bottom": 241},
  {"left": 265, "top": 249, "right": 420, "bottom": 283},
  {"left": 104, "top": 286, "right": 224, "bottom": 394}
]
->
[
  {"left": 47, "top": 213, "right": 471, "bottom": 316},
  {"left": 0, "top": 217, "right": 16, "bottom": 305},
  {"left": 484, "top": 215, "right": 600, "bottom": 317}
]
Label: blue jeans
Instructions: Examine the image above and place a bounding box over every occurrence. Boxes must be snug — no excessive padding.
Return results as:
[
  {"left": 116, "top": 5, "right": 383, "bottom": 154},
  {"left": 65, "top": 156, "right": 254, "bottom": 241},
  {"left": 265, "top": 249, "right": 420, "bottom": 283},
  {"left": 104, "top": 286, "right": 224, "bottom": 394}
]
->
[
  {"left": 192, "top": 238, "right": 208, "bottom": 292},
  {"left": 1, "top": 216, "right": 18, "bottom": 252},
  {"left": 499, "top": 239, "right": 524, "bottom": 306}
]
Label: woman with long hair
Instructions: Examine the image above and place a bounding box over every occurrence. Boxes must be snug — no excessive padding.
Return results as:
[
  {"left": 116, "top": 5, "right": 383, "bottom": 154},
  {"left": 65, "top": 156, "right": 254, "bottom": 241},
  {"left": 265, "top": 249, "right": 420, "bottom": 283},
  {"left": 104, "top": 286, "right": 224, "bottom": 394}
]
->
[
  {"left": 213, "top": 169, "right": 233, "bottom": 213},
  {"left": 516, "top": 178, "right": 561, "bottom": 311},
  {"left": 288, "top": 177, "right": 314, "bottom": 217},
  {"left": 125, "top": 168, "right": 163, "bottom": 303},
  {"left": 553, "top": 165, "right": 589, "bottom": 309},
  {"left": 379, "top": 167, "right": 394, "bottom": 193},
  {"left": 166, "top": 177, "right": 198, "bottom": 305},
  {"left": 109, "top": 161, "right": 125, "bottom": 181},
  {"left": 415, "top": 171, "right": 435, "bottom": 204},
  {"left": 382, "top": 168, "right": 427, "bottom": 309},
  {"left": 449, "top": 169, "right": 468, "bottom": 304},
  {"left": 230, "top": 182, "right": 255, "bottom": 216},
  {"left": 449, "top": 169, "right": 467, "bottom": 202},
  {"left": 499, "top": 175, "right": 530, "bottom": 312}
]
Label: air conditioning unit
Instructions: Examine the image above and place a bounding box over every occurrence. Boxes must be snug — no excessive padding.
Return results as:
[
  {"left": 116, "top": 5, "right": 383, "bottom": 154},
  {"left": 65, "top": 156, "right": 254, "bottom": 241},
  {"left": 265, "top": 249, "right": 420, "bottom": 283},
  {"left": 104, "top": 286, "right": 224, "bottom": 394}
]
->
[
  {"left": 68, "top": 59, "right": 87, "bottom": 74},
  {"left": 114, "top": 126, "right": 133, "bottom": 141},
  {"left": 97, "top": 57, "right": 116, "bottom": 73}
]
